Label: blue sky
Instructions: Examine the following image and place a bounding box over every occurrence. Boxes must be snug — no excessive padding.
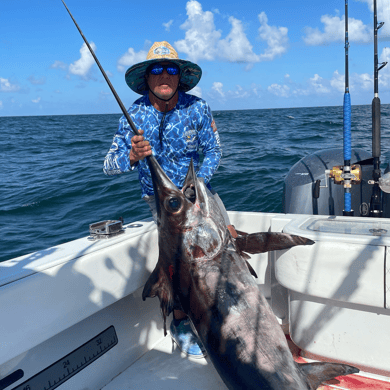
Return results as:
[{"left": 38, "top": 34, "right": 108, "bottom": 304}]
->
[{"left": 1, "top": 0, "right": 390, "bottom": 116}]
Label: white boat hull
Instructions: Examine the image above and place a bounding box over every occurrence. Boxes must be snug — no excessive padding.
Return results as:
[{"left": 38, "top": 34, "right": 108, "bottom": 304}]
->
[{"left": 2, "top": 211, "right": 390, "bottom": 389}]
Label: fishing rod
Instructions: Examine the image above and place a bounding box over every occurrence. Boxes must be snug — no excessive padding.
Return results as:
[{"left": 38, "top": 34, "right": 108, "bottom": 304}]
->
[
  {"left": 342, "top": 0, "right": 353, "bottom": 216},
  {"left": 369, "top": 0, "right": 387, "bottom": 217},
  {"left": 60, "top": 0, "right": 141, "bottom": 138},
  {"left": 61, "top": 0, "right": 164, "bottom": 216}
]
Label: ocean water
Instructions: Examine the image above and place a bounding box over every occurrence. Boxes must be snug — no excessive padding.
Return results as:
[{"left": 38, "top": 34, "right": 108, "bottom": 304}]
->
[{"left": 1, "top": 105, "right": 390, "bottom": 263}]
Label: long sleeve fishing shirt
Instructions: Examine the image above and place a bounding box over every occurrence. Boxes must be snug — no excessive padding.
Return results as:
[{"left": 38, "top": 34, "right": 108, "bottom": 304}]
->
[{"left": 103, "top": 91, "right": 222, "bottom": 198}]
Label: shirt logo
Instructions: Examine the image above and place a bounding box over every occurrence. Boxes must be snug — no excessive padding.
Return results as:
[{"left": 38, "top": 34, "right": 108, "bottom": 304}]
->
[
  {"left": 211, "top": 119, "right": 217, "bottom": 132},
  {"left": 184, "top": 129, "right": 197, "bottom": 151},
  {"left": 154, "top": 46, "right": 170, "bottom": 55}
]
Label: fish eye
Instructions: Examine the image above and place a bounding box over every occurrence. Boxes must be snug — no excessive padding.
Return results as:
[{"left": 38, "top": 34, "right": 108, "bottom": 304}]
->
[{"left": 164, "top": 197, "right": 182, "bottom": 213}]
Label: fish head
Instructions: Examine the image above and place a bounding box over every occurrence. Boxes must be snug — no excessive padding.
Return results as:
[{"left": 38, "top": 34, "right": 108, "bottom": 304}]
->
[
  {"left": 147, "top": 156, "right": 227, "bottom": 260},
  {"left": 148, "top": 156, "right": 223, "bottom": 228}
]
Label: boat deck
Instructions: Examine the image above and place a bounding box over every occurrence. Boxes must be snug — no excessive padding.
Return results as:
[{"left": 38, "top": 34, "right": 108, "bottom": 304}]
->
[
  {"left": 102, "top": 332, "right": 390, "bottom": 390},
  {"left": 102, "top": 334, "right": 226, "bottom": 390}
]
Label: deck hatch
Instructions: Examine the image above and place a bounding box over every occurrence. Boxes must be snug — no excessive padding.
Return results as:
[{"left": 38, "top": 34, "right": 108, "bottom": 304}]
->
[
  {"left": 12, "top": 326, "right": 118, "bottom": 390},
  {"left": 301, "top": 217, "right": 390, "bottom": 237}
]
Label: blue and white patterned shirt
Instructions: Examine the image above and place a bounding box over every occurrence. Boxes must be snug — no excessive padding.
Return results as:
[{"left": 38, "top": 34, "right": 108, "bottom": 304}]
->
[{"left": 103, "top": 91, "right": 222, "bottom": 198}]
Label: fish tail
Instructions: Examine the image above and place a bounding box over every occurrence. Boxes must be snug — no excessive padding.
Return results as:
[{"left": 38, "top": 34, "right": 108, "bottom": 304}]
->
[{"left": 298, "top": 362, "right": 359, "bottom": 389}]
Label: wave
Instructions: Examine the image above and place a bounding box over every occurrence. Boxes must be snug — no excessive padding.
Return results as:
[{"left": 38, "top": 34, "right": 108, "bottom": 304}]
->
[{"left": 1, "top": 105, "right": 387, "bottom": 262}]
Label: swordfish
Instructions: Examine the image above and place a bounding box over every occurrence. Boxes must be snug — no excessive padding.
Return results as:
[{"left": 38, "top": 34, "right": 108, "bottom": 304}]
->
[{"left": 142, "top": 157, "right": 359, "bottom": 390}]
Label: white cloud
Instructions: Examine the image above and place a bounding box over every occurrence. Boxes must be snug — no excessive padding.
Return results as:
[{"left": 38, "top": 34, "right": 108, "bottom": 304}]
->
[
  {"left": 251, "top": 83, "right": 260, "bottom": 96},
  {"left": 303, "top": 15, "right": 371, "bottom": 45},
  {"left": 50, "top": 60, "right": 67, "bottom": 70},
  {"left": 268, "top": 83, "right": 290, "bottom": 97},
  {"left": 257, "top": 12, "right": 289, "bottom": 61},
  {"left": 355, "top": 72, "right": 373, "bottom": 90},
  {"left": 209, "top": 82, "right": 257, "bottom": 101},
  {"left": 330, "top": 70, "right": 345, "bottom": 93},
  {"left": 0, "top": 78, "right": 20, "bottom": 92},
  {"left": 380, "top": 46, "right": 390, "bottom": 63},
  {"left": 212, "top": 81, "right": 224, "bottom": 97},
  {"left": 32, "top": 97, "right": 41, "bottom": 103},
  {"left": 263, "top": 67, "right": 377, "bottom": 99},
  {"left": 309, "top": 74, "right": 330, "bottom": 93},
  {"left": 358, "top": 0, "right": 390, "bottom": 36},
  {"left": 218, "top": 17, "right": 260, "bottom": 63},
  {"left": 175, "top": 0, "right": 221, "bottom": 62},
  {"left": 292, "top": 88, "right": 310, "bottom": 96},
  {"left": 230, "top": 84, "right": 250, "bottom": 99},
  {"left": 175, "top": 1, "right": 288, "bottom": 64},
  {"left": 298, "top": 65, "right": 380, "bottom": 96},
  {"left": 163, "top": 19, "right": 174, "bottom": 32},
  {"left": 269, "top": 73, "right": 337, "bottom": 98},
  {"left": 190, "top": 85, "right": 202, "bottom": 98},
  {"left": 28, "top": 75, "right": 46, "bottom": 85},
  {"left": 117, "top": 48, "right": 148, "bottom": 72},
  {"left": 115, "top": 2, "right": 288, "bottom": 71},
  {"left": 69, "top": 42, "right": 97, "bottom": 77},
  {"left": 0, "top": 101, "right": 3, "bottom": 109},
  {"left": 329, "top": 71, "right": 373, "bottom": 93},
  {"left": 378, "top": 47, "right": 390, "bottom": 88}
]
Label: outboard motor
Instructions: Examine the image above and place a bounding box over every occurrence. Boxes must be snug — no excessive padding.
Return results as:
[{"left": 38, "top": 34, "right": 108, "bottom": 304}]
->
[
  {"left": 284, "top": 1, "right": 390, "bottom": 218},
  {"left": 283, "top": 148, "right": 385, "bottom": 216}
]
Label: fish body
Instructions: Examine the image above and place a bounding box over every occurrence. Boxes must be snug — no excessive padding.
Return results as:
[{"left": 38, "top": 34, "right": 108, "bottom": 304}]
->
[{"left": 143, "top": 156, "right": 359, "bottom": 389}]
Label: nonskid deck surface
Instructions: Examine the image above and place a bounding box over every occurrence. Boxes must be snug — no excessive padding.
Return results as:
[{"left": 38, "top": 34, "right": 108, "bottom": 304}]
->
[
  {"left": 103, "top": 333, "right": 390, "bottom": 390},
  {"left": 102, "top": 334, "right": 226, "bottom": 390}
]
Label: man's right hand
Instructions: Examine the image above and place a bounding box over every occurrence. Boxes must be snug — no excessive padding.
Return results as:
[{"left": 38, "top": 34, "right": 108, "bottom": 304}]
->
[{"left": 130, "top": 129, "right": 152, "bottom": 165}]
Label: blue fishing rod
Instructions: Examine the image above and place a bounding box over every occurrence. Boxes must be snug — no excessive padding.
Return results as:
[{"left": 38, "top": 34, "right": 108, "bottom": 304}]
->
[
  {"left": 369, "top": 0, "right": 387, "bottom": 217},
  {"left": 342, "top": 0, "right": 353, "bottom": 216},
  {"left": 327, "top": 1, "right": 362, "bottom": 211}
]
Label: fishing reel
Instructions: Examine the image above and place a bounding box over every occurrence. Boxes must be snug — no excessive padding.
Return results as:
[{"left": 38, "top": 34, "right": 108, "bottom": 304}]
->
[
  {"left": 323, "top": 165, "right": 362, "bottom": 216},
  {"left": 313, "top": 165, "right": 362, "bottom": 198},
  {"left": 326, "top": 164, "right": 362, "bottom": 187}
]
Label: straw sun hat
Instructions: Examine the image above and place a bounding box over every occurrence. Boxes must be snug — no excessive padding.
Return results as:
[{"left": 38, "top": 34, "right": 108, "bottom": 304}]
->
[{"left": 125, "top": 41, "right": 202, "bottom": 95}]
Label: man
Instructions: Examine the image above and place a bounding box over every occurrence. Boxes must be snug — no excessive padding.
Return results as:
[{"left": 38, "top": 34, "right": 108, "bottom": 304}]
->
[{"left": 104, "top": 41, "right": 236, "bottom": 358}]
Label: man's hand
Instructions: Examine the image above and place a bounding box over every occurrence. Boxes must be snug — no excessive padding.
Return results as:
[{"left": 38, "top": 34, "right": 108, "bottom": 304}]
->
[{"left": 130, "top": 129, "right": 152, "bottom": 165}]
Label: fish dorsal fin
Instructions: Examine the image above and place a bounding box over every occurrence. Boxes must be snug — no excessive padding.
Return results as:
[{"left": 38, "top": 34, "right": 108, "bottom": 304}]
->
[
  {"left": 298, "top": 362, "right": 359, "bottom": 389},
  {"left": 142, "top": 263, "right": 175, "bottom": 336},
  {"left": 236, "top": 232, "right": 314, "bottom": 254}
]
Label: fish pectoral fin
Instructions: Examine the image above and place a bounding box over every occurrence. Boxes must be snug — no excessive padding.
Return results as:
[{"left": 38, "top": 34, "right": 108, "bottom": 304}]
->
[
  {"left": 236, "top": 232, "right": 314, "bottom": 254},
  {"left": 233, "top": 232, "right": 258, "bottom": 277},
  {"left": 142, "top": 265, "right": 175, "bottom": 336},
  {"left": 298, "top": 362, "right": 359, "bottom": 389}
]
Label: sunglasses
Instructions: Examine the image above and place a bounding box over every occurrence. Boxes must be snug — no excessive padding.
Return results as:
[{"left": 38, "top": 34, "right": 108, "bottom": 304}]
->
[{"left": 148, "top": 63, "right": 180, "bottom": 76}]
